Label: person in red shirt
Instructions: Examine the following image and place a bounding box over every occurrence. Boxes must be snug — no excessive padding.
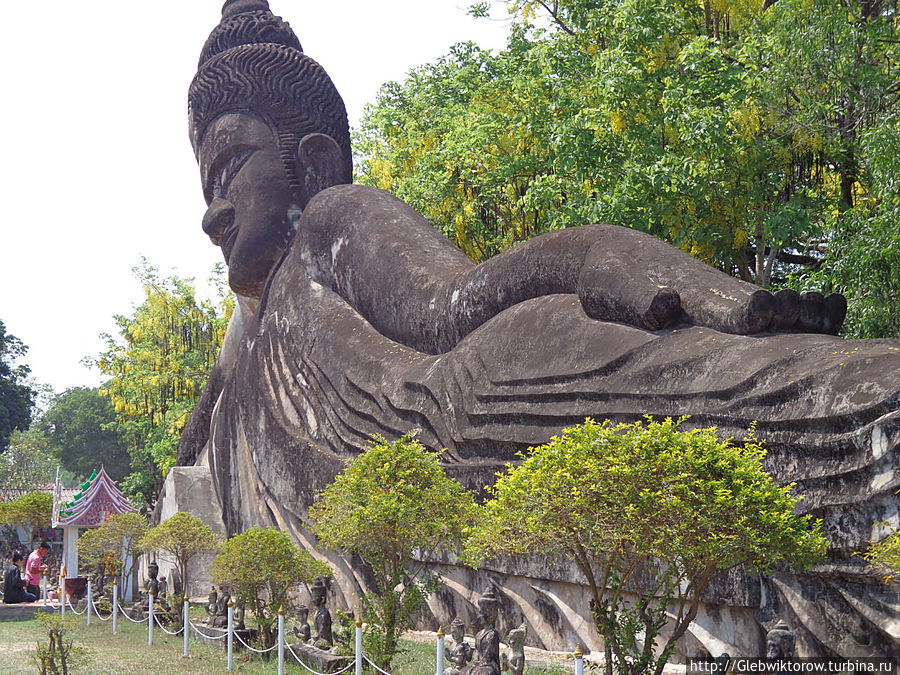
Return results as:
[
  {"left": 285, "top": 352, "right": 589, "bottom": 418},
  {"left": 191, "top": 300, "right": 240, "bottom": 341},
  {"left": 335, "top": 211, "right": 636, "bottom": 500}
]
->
[{"left": 25, "top": 541, "right": 49, "bottom": 597}]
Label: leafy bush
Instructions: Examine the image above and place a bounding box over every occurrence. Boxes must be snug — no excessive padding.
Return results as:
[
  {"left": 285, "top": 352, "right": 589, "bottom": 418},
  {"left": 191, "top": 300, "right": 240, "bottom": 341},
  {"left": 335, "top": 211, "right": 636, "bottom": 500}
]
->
[
  {"left": 211, "top": 526, "right": 330, "bottom": 648},
  {"left": 30, "top": 612, "right": 88, "bottom": 675},
  {"left": 140, "top": 511, "right": 220, "bottom": 611},
  {"left": 466, "top": 417, "right": 828, "bottom": 675},
  {"left": 77, "top": 512, "right": 148, "bottom": 597},
  {"left": 309, "top": 433, "right": 477, "bottom": 670},
  {"left": 864, "top": 530, "right": 900, "bottom": 582}
]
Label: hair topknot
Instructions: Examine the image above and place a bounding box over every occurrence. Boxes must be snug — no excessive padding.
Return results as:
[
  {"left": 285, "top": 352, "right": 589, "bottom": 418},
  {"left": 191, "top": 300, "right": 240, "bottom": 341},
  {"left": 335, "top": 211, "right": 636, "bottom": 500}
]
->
[
  {"left": 222, "top": 0, "right": 270, "bottom": 17},
  {"left": 200, "top": 1, "right": 301, "bottom": 67},
  {"left": 190, "top": 3, "right": 352, "bottom": 191}
]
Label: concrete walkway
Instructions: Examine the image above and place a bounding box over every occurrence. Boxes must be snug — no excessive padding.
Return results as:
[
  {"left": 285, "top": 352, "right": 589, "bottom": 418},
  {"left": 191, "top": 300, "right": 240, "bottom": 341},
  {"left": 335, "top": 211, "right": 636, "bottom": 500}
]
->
[{"left": 0, "top": 601, "right": 59, "bottom": 622}]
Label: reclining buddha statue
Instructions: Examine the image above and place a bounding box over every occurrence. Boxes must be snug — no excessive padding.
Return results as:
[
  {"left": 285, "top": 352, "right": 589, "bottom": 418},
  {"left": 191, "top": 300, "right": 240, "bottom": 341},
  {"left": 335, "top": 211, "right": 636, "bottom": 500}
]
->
[{"left": 175, "top": 0, "right": 899, "bottom": 657}]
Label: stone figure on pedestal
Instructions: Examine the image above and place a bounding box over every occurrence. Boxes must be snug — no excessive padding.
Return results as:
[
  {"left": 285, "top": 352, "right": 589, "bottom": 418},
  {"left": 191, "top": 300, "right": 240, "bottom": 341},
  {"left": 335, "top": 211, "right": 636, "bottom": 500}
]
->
[
  {"left": 310, "top": 578, "right": 333, "bottom": 649},
  {"left": 502, "top": 623, "right": 526, "bottom": 675},
  {"left": 444, "top": 618, "right": 474, "bottom": 675},
  {"left": 766, "top": 621, "right": 796, "bottom": 659},
  {"left": 178, "top": 0, "right": 900, "bottom": 657},
  {"left": 293, "top": 604, "right": 311, "bottom": 643},
  {"left": 459, "top": 589, "right": 501, "bottom": 675}
]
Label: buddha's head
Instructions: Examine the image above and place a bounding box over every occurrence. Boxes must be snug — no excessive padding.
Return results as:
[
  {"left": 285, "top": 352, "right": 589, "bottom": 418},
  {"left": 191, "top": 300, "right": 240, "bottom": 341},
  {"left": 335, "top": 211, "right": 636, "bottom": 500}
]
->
[{"left": 189, "top": 0, "right": 352, "bottom": 298}]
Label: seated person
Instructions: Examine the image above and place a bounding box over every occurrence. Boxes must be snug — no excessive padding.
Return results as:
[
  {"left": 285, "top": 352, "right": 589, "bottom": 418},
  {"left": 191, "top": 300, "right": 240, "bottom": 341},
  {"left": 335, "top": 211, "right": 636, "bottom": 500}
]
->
[{"left": 4, "top": 552, "right": 36, "bottom": 604}]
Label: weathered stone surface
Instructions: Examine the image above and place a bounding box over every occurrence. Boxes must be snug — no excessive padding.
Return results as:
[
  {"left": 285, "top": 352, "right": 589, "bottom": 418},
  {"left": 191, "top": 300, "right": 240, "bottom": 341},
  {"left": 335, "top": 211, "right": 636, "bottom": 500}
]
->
[
  {"left": 180, "top": 0, "right": 899, "bottom": 659},
  {"left": 286, "top": 643, "right": 351, "bottom": 673},
  {"left": 154, "top": 466, "right": 226, "bottom": 598}
]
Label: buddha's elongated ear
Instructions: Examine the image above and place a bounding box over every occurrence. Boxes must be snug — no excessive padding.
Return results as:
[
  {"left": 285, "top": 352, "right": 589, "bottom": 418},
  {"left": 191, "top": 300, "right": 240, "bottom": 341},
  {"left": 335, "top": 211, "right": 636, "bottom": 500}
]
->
[{"left": 294, "top": 133, "right": 347, "bottom": 209}]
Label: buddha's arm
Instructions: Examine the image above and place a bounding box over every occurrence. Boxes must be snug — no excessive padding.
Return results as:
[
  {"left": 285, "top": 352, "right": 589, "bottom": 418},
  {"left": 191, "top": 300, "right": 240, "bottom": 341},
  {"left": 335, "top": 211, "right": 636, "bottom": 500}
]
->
[
  {"left": 296, "top": 185, "right": 842, "bottom": 354},
  {"left": 295, "top": 184, "right": 475, "bottom": 354}
]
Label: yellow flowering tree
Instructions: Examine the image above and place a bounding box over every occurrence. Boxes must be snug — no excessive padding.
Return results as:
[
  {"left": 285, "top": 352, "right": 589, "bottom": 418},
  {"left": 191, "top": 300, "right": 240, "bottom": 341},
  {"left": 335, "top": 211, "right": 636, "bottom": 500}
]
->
[{"left": 92, "top": 261, "right": 232, "bottom": 509}]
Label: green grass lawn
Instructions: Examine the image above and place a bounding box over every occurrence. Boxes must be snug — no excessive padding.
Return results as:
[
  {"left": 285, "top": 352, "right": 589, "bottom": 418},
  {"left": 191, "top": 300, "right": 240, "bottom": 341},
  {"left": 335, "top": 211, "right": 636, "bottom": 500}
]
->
[{"left": 0, "top": 610, "right": 570, "bottom": 675}]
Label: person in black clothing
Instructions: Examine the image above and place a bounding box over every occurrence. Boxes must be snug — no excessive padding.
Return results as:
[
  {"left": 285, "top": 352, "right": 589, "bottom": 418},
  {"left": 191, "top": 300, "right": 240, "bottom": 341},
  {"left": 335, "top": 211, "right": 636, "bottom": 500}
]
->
[{"left": 3, "top": 551, "right": 36, "bottom": 604}]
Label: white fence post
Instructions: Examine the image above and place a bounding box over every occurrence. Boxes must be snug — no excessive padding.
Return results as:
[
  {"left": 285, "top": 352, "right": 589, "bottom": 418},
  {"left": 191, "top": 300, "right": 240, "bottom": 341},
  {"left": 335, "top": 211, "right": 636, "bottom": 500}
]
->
[
  {"left": 183, "top": 598, "right": 190, "bottom": 657},
  {"left": 42, "top": 573, "right": 47, "bottom": 607},
  {"left": 112, "top": 581, "right": 118, "bottom": 635},
  {"left": 227, "top": 599, "right": 234, "bottom": 671},
  {"left": 574, "top": 644, "right": 584, "bottom": 675},
  {"left": 148, "top": 591, "right": 154, "bottom": 646},
  {"left": 59, "top": 576, "right": 64, "bottom": 619},
  {"left": 86, "top": 580, "right": 92, "bottom": 627},
  {"left": 278, "top": 609, "right": 285, "bottom": 675},
  {"left": 436, "top": 626, "right": 445, "bottom": 675},
  {"left": 355, "top": 617, "right": 363, "bottom": 675}
]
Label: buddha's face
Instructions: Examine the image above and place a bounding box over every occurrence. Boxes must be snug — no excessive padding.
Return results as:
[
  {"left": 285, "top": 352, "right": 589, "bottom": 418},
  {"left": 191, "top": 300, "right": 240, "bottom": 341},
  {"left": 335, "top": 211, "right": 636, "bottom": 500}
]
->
[{"left": 198, "top": 112, "right": 297, "bottom": 298}]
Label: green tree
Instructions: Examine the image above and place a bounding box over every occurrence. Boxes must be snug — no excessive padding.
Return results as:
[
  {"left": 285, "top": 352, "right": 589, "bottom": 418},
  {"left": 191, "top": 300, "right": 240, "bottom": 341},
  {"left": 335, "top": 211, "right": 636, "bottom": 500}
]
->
[
  {"left": 309, "top": 434, "right": 477, "bottom": 670},
  {"left": 0, "top": 319, "right": 35, "bottom": 453},
  {"left": 0, "top": 490, "right": 53, "bottom": 547},
  {"left": 0, "top": 429, "right": 58, "bottom": 501},
  {"left": 865, "top": 532, "right": 900, "bottom": 582},
  {"left": 38, "top": 387, "right": 130, "bottom": 482},
  {"left": 140, "top": 511, "right": 221, "bottom": 608},
  {"left": 77, "top": 512, "right": 149, "bottom": 596},
  {"left": 211, "top": 527, "right": 330, "bottom": 648},
  {"left": 465, "top": 418, "right": 828, "bottom": 675},
  {"left": 92, "top": 261, "right": 232, "bottom": 508},
  {"left": 358, "top": 0, "right": 900, "bottom": 334}
]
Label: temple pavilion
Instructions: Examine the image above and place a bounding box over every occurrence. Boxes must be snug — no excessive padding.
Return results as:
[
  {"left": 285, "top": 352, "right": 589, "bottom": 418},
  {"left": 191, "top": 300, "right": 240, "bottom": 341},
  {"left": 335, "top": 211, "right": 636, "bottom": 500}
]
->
[{"left": 52, "top": 467, "right": 137, "bottom": 597}]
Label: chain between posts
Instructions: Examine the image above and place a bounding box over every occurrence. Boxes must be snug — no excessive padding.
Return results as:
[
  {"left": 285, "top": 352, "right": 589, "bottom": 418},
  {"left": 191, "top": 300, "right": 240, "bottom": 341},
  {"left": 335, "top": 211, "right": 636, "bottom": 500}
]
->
[{"left": 52, "top": 590, "right": 596, "bottom": 675}]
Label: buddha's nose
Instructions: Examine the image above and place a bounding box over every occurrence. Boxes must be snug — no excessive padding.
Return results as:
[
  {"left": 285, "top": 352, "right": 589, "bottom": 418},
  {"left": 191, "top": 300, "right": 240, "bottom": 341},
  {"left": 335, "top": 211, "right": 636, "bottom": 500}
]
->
[{"left": 202, "top": 197, "right": 235, "bottom": 243}]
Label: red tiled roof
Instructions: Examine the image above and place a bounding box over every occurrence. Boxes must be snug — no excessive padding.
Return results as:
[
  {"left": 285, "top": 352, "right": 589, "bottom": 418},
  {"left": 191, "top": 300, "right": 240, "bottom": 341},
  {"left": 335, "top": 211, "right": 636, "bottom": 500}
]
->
[{"left": 52, "top": 467, "right": 136, "bottom": 528}]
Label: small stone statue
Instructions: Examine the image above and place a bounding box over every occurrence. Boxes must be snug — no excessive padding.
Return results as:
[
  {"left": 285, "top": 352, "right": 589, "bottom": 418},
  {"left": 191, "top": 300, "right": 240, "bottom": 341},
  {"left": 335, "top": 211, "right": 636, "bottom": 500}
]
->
[
  {"left": 501, "top": 622, "right": 526, "bottom": 675},
  {"left": 205, "top": 587, "right": 231, "bottom": 628},
  {"left": 333, "top": 610, "right": 354, "bottom": 650},
  {"left": 234, "top": 603, "right": 246, "bottom": 631},
  {"left": 293, "top": 604, "right": 312, "bottom": 642},
  {"left": 311, "top": 578, "right": 333, "bottom": 649},
  {"left": 444, "top": 618, "right": 474, "bottom": 675},
  {"left": 766, "top": 620, "right": 796, "bottom": 659},
  {"left": 459, "top": 588, "right": 502, "bottom": 675},
  {"left": 146, "top": 562, "right": 160, "bottom": 598},
  {"left": 207, "top": 587, "right": 218, "bottom": 617},
  {"left": 129, "top": 561, "right": 162, "bottom": 620}
]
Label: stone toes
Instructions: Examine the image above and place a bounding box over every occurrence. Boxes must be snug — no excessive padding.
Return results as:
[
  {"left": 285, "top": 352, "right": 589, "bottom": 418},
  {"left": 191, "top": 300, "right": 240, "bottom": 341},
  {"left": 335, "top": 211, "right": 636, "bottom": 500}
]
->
[
  {"left": 745, "top": 289, "right": 776, "bottom": 334},
  {"left": 646, "top": 286, "right": 682, "bottom": 330},
  {"left": 796, "top": 291, "right": 825, "bottom": 333},
  {"left": 822, "top": 293, "right": 847, "bottom": 335},
  {"left": 771, "top": 288, "right": 800, "bottom": 331}
]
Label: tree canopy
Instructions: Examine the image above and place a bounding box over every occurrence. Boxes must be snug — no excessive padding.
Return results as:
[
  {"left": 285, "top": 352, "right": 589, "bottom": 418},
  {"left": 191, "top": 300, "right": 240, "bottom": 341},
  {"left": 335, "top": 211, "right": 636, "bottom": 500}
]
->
[
  {"left": 0, "top": 490, "right": 53, "bottom": 547},
  {"left": 357, "top": 0, "right": 900, "bottom": 337},
  {"left": 77, "top": 512, "right": 149, "bottom": 594},
  {"left": 465, "top": 417, "right": 827, "bottom": 675},
  {"left": 0, "top": 429, "right": 57, "bottom": 501},
  {"left": 140, "top": 511, "right": 221, "bottom": 603},
  {"left": 309, "top": 433, "right": 477, "bottom": 669},
  {"left": 211, "top": 527, "right": 330, "bottom": 648},
  {"left": 92, "top": 261, "right": 232, "bottom": 508},
  {"left": 38, "top": 387, "right": 130, "bottom": 483},
  {"left": 0, "top": 319, "right": 35, "bottom": 452}
]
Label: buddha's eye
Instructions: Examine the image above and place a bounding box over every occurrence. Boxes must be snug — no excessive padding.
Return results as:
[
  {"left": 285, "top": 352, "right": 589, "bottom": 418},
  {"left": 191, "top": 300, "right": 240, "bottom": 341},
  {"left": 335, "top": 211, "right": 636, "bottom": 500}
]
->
[{"left": 211, "top": 149, "right": 254, "bottom": 199}]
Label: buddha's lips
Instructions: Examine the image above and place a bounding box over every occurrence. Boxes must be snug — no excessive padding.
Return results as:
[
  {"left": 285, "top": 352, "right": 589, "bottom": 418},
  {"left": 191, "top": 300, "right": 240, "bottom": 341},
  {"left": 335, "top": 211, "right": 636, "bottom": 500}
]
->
[{"left": 221, "top": 225, "right": 239, "bottom": 262}]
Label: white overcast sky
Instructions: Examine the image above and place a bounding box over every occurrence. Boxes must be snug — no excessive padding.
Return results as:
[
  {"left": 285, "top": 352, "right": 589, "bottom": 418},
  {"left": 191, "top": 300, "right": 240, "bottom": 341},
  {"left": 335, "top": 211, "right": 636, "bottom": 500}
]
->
[{"left": 0, "top": 1, "right": 511, "bottom": 395}]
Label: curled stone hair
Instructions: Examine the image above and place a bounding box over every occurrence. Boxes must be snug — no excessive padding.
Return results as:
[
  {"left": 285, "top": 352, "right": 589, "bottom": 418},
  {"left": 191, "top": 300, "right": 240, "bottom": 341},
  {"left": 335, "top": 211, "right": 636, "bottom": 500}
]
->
[
  {"left": 189, "top": 0, "right": 352, "bottom": 191},
  {"left": 199, "top": 0, "right": 301, "bottom": 67}
]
